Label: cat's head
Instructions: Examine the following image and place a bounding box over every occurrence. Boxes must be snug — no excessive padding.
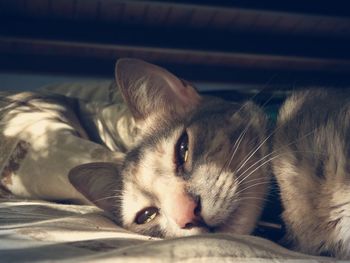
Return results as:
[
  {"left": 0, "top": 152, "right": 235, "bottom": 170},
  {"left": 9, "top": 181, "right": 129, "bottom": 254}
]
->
[{"left": 69, "top": 59, "right": 270, "bottom": 238}]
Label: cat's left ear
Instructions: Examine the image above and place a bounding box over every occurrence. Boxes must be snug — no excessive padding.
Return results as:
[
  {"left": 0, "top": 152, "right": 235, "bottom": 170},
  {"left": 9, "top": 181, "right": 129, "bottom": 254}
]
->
[
  {"left": 115, "top": 58, "right": 201, "bottom": 121},
  {"left": 68, "top": 162, "right": 122, "bottom": 222}
]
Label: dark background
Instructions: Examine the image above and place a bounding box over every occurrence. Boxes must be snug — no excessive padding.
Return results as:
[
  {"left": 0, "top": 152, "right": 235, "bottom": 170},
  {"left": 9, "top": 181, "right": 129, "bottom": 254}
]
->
[{"left": 1, "top": 0, "right": 350, "bottom": 92}]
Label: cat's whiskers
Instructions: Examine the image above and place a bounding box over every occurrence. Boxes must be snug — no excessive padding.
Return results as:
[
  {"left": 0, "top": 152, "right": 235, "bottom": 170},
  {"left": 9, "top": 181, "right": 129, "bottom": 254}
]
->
[
  {"left": 235, "top": 122, "right": 321, "bottom": 188},
  {"left": 214, "top": 101, "right": 272, "bottom": 199},
  {"left": 224, "top": 76, "right": 281, "bottom": 171},
  {"left": 219, "top": 78, "right": 277, "bottom": 177},
  {"left": 231, "top": 182, "right": 270, "bottom": 207},
  {"left": 237, "top": 176, "right": 271, "bottom": 186},
  {"left": 235, "top": 101, "right": 308, "bottom": 176},
  {"left": 240, "top": 129, "right": 325, "bottom": 184},
  {"left": 235, "top": 150, "right": 278, "bottom": 183},
  {"left": 211, "top": 120, "right": 253, "bottom": 192},
  {"left": 223, "top": 121, "right": 252, "bottom": 172},
  {"left": 93, "top": 195, "right": 123, "bottom": 203},
  {"left": 213, "top": 118, "right": 269, "bottom": 207},
  {"left": 216, "top": 175, "right": 269, "bottom": 212},
  {"left": 240, "top": 148, "right": 327, "bottom": 187},
  {"left": 232, "top": 196, "right": 269, "bottom": 204},
  {"left": 234, "top": 73, "right": 279, "bottom": 111},
  {"left": 236, "top": 154, "right": 282, "bottom": 186},
  {"left": 235, "top": 133, "right": 271, "bottom": 174},
  {"left": 235, "top": 178, "right": 270, "bottom": 195},
  {"left": 239, "top": 147, "right": 327, "bottom": 187},
  {"left": 235, "top": 147, "right": 329, "bottom": 203},
  {"left": 234, "top": 181, "right": 271, "bottom": 198},
  {"left": 111, "top": 189, "right": 124, "bottom": 193},
  {"left": 230, "top": 130, "right": 269, "bottom": 179}
]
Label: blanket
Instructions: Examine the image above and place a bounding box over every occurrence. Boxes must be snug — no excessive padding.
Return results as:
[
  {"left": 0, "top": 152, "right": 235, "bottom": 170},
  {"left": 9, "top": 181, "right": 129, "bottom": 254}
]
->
[{"left": 0, "top": 198, "right": 333, "bottom": 262}]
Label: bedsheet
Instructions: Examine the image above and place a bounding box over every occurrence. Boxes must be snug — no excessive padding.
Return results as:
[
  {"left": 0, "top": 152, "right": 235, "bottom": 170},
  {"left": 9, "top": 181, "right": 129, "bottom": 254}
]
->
[{"left": 0, "top": 198, "right": 334, "bottom": 263}]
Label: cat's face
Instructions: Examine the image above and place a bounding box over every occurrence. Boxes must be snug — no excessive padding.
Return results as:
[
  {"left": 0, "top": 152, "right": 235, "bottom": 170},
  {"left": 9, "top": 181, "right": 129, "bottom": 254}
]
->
[
  {"left": 121, "top": 102, "right": 269, "bottom": 237},
  {"left": 69, "top": 59, "right": 270, "bottom": 238}
]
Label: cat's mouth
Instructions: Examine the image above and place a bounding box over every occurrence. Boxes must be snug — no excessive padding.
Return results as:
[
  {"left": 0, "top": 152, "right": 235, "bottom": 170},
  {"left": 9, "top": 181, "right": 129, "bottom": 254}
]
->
[
  {"left": 185, "top": 197, "right": 216, "bottom": 233},
  {"left": 188, "top": 217, "right": 216, "bottom": 233},
  {"left": 198, "top": 194, "right": 241, "bottom": 232}
]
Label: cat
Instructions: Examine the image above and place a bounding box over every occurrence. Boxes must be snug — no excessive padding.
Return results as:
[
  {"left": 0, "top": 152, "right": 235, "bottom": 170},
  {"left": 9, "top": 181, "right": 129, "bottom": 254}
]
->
[
  {"left": 0, "top": 58, "right": 270, "bottom": 238},
  {"left": 272, "top": 89, "right": 350, "bottom": 259}
]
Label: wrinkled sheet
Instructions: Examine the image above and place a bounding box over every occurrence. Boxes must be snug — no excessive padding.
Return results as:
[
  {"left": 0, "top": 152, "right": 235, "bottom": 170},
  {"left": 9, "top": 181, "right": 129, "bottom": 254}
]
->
[{"left": 0, "top": 199, "right": 334, "bottom": 262}]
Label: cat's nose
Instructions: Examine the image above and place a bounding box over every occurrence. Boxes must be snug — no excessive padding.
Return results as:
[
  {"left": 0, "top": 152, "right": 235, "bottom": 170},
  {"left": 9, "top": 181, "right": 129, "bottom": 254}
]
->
[{"left": 174, "top": 195, "right": 201, "bottom": 229}]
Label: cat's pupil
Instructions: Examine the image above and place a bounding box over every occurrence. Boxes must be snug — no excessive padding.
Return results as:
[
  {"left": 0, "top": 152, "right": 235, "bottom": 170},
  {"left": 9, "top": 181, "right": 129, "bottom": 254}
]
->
[
  {"left": 180, "top": 142, "right": 188, "bottom": 160},
  {"left": 176, "top": 131, "right": 189, "bottom": 167},
  {"left": 135, "top": 207, "right": 159, "bottom": 224}
]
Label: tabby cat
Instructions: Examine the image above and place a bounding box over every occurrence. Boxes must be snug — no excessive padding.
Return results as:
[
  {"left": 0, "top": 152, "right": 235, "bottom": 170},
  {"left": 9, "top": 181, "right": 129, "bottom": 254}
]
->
[{"left": 0, "top": 59, "right": 270, "bottom": 238}]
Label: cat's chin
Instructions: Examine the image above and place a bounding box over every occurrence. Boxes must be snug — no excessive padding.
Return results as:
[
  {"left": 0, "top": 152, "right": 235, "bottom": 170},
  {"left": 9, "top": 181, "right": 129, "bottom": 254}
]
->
[
  {"left": 214, "top": 206, "right": 261, "bottom": 235},
  {"left": 169, "top": 226, "right": 212, "bottom": 238}
]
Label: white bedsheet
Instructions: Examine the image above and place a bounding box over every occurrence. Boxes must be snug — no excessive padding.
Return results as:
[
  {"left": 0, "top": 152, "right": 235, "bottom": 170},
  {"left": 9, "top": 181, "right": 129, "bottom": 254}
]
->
[{"left": 0, "top": 199, "right": 334, "bottom": 263}]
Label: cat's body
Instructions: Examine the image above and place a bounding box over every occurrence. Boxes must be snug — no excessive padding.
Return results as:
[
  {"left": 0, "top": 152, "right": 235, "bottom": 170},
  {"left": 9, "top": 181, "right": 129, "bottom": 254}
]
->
[
  {"left": 0, "top": 59, "right": 270, "bottom": 238},
  {"left": 273, "top": 89, "right": 350, "bottom": 259}
]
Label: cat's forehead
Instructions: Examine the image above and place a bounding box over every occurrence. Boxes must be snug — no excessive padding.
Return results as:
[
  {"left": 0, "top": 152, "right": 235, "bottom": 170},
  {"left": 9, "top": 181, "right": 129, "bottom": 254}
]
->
[
  {"left": 123, "top": 125, "right": 184, "bottom": 181},
  {"left": 124, "top": 104, "right": 250, "bottom": 171}
]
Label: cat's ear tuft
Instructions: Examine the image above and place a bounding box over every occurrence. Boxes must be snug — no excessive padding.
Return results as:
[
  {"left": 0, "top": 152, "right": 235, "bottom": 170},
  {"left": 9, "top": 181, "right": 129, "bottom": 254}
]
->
[
  {"left": 68, "top": 162, "right": 122, "bottom": 220},
  {"left": 115, "top": 58, "right": 201, "bottom": 121}
]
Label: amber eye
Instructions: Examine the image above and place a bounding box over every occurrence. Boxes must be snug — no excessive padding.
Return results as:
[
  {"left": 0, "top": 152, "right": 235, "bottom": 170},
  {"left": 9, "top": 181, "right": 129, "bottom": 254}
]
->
[
  {"left": 135, "top": 207, "right": 159, "bottom": 224},
  {"left": 175, "top": 131, "right": 189, "bottom": 167}
]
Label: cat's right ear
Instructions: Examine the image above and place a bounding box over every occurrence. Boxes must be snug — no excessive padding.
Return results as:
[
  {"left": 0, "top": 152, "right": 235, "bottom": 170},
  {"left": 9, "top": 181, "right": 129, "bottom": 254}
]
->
[
  {"left": 68, "top": 162, "right": 122, "bottom": 223},
  {"left": 115, "top": 58, "right": 201, "bottom": 122}
]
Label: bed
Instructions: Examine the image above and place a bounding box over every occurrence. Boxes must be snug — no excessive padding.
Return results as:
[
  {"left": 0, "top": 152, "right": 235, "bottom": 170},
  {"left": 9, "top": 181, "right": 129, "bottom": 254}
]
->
[
  {"left": 1, "top": 1, "right": 349, "bottom": 262},
  {"left": 0, "top": 198, "right": 333, "bottom": 262}
]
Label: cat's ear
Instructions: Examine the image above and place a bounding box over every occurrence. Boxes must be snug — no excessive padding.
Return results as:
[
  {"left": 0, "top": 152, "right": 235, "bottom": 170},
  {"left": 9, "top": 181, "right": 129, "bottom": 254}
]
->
[
  {"left": 68, "top": 162, "right": 122, "bottom": 217},
  {"left": 115, "top": 58, "right": 201, "bottom": 121}
]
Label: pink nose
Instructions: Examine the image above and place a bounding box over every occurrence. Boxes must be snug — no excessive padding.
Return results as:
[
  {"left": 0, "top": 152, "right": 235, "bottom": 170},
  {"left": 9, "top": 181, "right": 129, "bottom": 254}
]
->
[{"left": 173, "top": 194, "right": 199, "bottom": 229}]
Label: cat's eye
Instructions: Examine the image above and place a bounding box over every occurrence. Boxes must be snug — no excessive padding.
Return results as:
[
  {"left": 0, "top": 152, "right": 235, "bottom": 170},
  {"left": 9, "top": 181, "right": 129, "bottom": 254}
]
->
[
  {"left": 135, "top": 207, "right": 159, "bottom": 224},
  {"left": 175, "top": 131, "right": 189, "bottom": 167}
]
